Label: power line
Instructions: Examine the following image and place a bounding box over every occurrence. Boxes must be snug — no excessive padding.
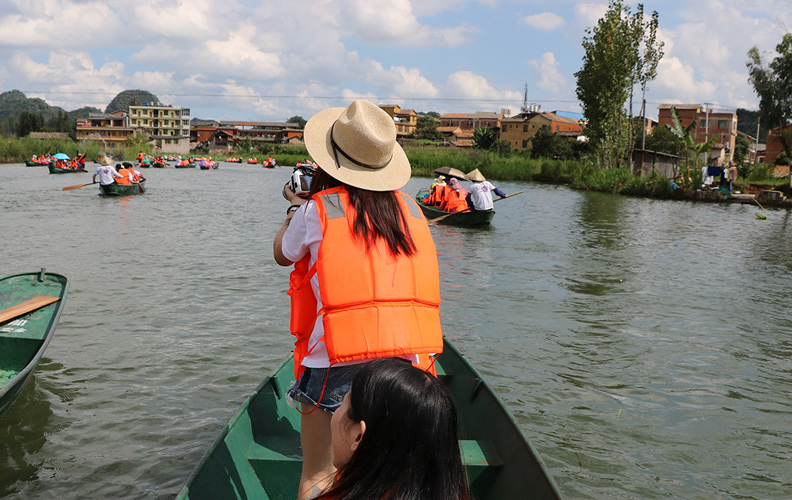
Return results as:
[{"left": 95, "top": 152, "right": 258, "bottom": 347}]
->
[{"left": 19, "top": 90, "right": 580, "bottom": 104}]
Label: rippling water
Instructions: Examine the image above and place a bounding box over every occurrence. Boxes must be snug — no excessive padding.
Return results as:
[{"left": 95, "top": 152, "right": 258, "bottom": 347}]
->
[{"left": 1, "top": 163, "right": 790, "bottom": 499}]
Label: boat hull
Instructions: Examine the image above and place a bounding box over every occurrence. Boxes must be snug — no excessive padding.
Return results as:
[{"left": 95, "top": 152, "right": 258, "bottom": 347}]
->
[
  {"left": 416, "top": 189, "right": 495, "bottom": 226},
  {"left": 0, "top": 270, "right": 68, "bottom": 418},
  {"left": 177, "top": 338, "right": 564, "bottom": 500},
  {"left": 99, "top": 181, "right": 146, "bottom": 196},
  {"left": 48, "top": 164, "right": 87, "bottom": 174}
]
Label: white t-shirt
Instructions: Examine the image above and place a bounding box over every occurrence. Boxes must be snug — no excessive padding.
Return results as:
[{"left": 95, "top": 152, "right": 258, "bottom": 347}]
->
[
  {"left": 468, "top": 181, "right": 496, "bottom": 210},
  {"left": 94, "top": 165, "right": 122, "bottom": 185},
  {"left": 281, "top": 201, "right": 329, "bottom": 368}
]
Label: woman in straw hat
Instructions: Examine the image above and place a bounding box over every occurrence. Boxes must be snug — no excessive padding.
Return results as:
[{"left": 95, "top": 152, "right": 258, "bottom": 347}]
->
[
  {"left": 273, "top": 99, "right": 444, "bottom": 500},
  {"left": 466, "top": 168, "right": 506, "bottom": 211}
]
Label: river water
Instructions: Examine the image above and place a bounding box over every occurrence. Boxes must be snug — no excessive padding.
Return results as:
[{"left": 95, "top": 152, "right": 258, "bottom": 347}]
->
[{"left": 1, "top": 162, "right": 790, "bottom": 499}]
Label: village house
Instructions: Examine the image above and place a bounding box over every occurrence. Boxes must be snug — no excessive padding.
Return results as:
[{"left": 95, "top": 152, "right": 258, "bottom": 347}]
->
[
  {"left": 129, "top": 103, "right": 191, "bottom": 154},
  {"left": 657, "top": 104, "right": 737, "bottom": 164},
  {"left": 75, "top": 110, "right": 134, "bottom": 149},
  {"left": 500, "top": 108, "right": 584, "bottom": 150},
  {"left": 764, "top": 124, "right": 792, "bottom": 165},
  {"left": 439, "top": 112, "right": 502, "bottom": 131},
  {"left": 378, "top": 105, "right": 418, "bottom": 136},
  {"left": 190, "top": 121, "right": 303, "bottom": 152}
]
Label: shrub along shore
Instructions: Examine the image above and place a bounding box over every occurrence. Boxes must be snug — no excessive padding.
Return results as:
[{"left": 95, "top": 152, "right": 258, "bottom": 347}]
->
[{"left": 2, "top": 137, "right": 785, "bottom": 200}]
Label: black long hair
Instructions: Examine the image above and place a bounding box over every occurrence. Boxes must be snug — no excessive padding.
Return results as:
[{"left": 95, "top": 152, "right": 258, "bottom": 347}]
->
[
  {"left": 307, "top": 167, "right": 416, "bottom": 256},
  {"left": 316, "top": 358, "right": 470, "bottom": 500}
]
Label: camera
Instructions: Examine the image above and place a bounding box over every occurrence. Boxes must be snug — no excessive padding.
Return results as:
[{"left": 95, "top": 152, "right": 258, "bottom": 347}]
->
[{"left": 283, "top": 164, "right": 315, "bottom": 199}]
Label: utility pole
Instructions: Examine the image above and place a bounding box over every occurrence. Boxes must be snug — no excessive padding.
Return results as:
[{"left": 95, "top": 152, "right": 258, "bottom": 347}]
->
[{"left": 703, "top": 102, "right": 712, "bottom": 164}]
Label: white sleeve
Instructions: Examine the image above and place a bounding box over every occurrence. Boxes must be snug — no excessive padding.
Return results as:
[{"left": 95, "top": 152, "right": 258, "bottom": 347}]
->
[{"left": 281, "top": 201, "right": 322, "bottom": 263}]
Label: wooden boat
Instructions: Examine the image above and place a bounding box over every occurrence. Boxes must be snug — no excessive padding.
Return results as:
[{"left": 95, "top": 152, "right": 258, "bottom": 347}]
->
[
  {"left": 0, "top": 269, "right": 68, "bottom": 418},
  {"left": 153, "top": 161, "right": 168, "bottom": 168},
  {"left": 99, "top": 181, "right": 146, "bottom": 196},
  {"left": 415, "top": 189, "right": 495, "bottom": 226},
  {"left": 25, "top": 160, "right": 48, "bottom": 167},
  {"left": 177, "top": 338, "right": 564, "bottom": 500},
  {"left": 48, "top": 164, "right": 87, "bottom": 174}
]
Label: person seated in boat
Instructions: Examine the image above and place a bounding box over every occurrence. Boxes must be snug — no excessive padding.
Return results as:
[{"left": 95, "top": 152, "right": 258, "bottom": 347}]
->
[
  {"left": 116, "top": 162, "right": 143, "bottom": 185},
  {"left": 313, "top": 358, "right": 470, "bottom": 500},
  {"left": 93, "top": 163, "right": 124, "bottom": 186},
  {"left": 440, "top": 177, "right": 469, "bottom": 213},
  {"left": 425, "top": 177, "right": 447, "bottom": 206},
  {"left": 465, "top": 168, "right": 505, "bottom": 211},
  {"left": 137, "top": 151, "right": 144, "bottom": 163}
]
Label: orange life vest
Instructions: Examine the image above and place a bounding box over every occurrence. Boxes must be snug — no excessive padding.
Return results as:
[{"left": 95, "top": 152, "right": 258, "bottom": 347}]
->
[
  {"left": 427, "top": 184, "right": 447, "bottom": 206},
  {"left": 116, "top": 169, "right": 131, "bottom": 184},
  {"left": 441, "top": 188, "right": 469, "bottom": 213},
  {"left": 288, "top": 186, "right": 443, "bottom": 378}
]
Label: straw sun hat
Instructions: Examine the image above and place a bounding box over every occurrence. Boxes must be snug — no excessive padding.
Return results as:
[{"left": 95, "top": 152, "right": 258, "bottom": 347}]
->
[
  {"left": 466, "top": 168, "right": 486, "bottom": 182},
  {"left": 304, "top": 100, "right": 410, "bottom": 191}
]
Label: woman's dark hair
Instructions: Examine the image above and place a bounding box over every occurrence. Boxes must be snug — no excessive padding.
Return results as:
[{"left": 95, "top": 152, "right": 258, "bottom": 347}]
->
[
  {"left": 316, "top": 358, "right": 470, "bottom": 500},
  {"left": 308, "top": 167, "right": 416, "bottom": 256}
]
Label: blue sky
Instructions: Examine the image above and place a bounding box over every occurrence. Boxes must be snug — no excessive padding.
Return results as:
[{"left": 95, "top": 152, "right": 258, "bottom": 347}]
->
[{"left": 0, "top": 0, "right": 790, "bottom": 122}]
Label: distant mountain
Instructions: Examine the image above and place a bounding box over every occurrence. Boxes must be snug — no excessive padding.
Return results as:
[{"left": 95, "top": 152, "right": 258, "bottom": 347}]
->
[
  {"left": 0, "top": 90, "right": 65, "bottom": 121},
  {"left": 105, "top": 90, "right": 161, "bottom": 114}
]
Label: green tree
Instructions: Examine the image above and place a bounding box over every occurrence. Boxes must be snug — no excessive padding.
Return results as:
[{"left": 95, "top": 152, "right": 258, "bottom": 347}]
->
[
  {"left": 472, "top": 126, "right": 495, "bottom": 150},
  {"left": 412, "top": 114, "right": 442, "bottom": 141},
  {"left": 575, "top": 0, "right": 663, "bottom": 170},
  {"left": 16, "top": 111, "right": 43, "bottom": 137},
  {"left": 287, "top": 115, "right": 307, "bottom": 128},
  {"left": 642, "top": 125, "right": 684, "bottom": 155},
  {"left": 531, "top": 125, "right": 572, "bottom": 159},
  {"left": 733, "top": 134, "right": 751, "bottom": 165},
  {"left": 747, "top": 33, "right": 792, "bottom": 189}
]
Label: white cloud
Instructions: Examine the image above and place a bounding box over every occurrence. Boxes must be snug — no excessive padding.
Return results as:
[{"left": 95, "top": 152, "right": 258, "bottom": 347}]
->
[
  {"left": 365, "top": 62, "right": 439, "bottom": 98},
  {"left": 652, "top": 56, "right": 717, "bottom": 104},
  {"left": 528, "top": 52, "right": 566, "bottom": 91},
  {"left": 343, "top": 0, "right": 478, "bottom": 47},
  {"left": 522, "top": 13, "right": 565, "bottom": 31},
  {"left": 445, "top": 71, "right": 521, "bottom": 101}
]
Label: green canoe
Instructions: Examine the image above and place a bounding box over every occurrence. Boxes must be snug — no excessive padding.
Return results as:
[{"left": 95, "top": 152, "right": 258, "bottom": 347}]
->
[
  {"left": 416, "top": 189, "right": 495, "bottom": 227},
  {"left": 0, "top": 269, "right": 68, "bottom": 418},
  {"left": 25, "top": 160, "right": 48, "bottom": 167},
  {"left": 177, "top": 338, "right": 564, "bottom": 500},
  {"left": 99, "top": 181, "right": 146, "bottom": 196},
  {"left": 48, "top": 164, "right": 87, "bottom": 174}
]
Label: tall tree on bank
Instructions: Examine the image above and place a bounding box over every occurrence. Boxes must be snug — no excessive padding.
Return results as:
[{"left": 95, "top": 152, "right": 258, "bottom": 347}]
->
[
  {"left": 575, "top": 1, "right": 663, "bottom": 170},
  {"left": 747, "top": 33, "right": 792, "bottom": 188}
]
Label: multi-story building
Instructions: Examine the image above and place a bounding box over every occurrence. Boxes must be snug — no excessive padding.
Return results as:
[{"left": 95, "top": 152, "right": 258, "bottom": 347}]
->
[
  {"left": 439, "top": 112, "right": 502, "bottom": 131},
  {"left": 500, "top": 109, "right": 584, "bottom": 150},
  {"left": 378, "top": 105, "right": 418, "bottom": 136},
  {"left": 129, "top": 103, "right": 191, "bottom": 154},
  {"left": 657, "top": 104, "right": 738, "bottom": 164},
  {"left": 75, "top": 110, "right": 134, "bottom": 150},
  {"left": 190, "top": 122, "right": 303, "bottom": 151}
]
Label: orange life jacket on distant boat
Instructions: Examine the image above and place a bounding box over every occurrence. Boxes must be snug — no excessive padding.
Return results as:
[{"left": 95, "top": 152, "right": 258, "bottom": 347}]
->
[
  {"left": 441, "top": 188, "right": 469, "bottom": 213},
  {"left": 288, "top": 186, "right": 443, "bottom": 379}
]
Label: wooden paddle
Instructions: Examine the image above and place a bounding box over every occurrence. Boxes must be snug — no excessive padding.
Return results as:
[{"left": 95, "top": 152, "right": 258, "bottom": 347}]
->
[
  {"left": 429, "top": 190, "right": 525, "bottom": 224},
  {"left": 0, "top": 296, "right": 60, "bottom": 324},
  {"left": 63, "top": 181, "right": 97, "bottom": 191}
]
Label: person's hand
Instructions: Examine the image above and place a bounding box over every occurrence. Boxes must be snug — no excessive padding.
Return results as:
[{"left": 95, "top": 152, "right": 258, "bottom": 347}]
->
[{"left": 282, "top": 183, "right": 307, "bottom": 204}]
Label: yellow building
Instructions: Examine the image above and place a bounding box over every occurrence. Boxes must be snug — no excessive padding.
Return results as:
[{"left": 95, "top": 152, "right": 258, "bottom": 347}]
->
[
  {"left": 501, "top": 111, "right": 584, "bottom": 150},
  {"left": 379, "top": 104, "right": 417, "bottom": 136},
  {"left": 129, "top": 103, "right": 191, "bottom": 154}
]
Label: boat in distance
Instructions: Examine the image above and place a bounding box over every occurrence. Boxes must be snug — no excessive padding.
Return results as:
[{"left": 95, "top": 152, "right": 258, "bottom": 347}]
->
[
  {"left": 0, "top": 269, "right": 69, "bottom": 418},
  {"left": 177, "top": 337, "right": 564, "bottom": 500},
  {"left": 416, "top": 189, "right": 495, "bottom": 226}
]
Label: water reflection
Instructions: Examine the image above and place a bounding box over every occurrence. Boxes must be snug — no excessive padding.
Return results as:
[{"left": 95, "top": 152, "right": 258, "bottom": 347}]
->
[{"left": 0, "top": 374, "right": 54, "bottom": 496}]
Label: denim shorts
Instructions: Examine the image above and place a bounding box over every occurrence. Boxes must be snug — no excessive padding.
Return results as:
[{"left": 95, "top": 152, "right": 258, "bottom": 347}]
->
[{"left": 286, "top": 364, "right": 364, "bottom": 414}]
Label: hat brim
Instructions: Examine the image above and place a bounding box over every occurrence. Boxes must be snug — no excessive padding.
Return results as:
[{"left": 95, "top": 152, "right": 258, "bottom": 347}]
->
[{"left": 304, "top": 106, "right": 411, "bottom": 192}]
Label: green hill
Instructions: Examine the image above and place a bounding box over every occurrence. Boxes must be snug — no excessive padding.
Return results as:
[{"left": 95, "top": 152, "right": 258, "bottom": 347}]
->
[{"left": 105, "top": 90, "right": 161, "bottom": 114}]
